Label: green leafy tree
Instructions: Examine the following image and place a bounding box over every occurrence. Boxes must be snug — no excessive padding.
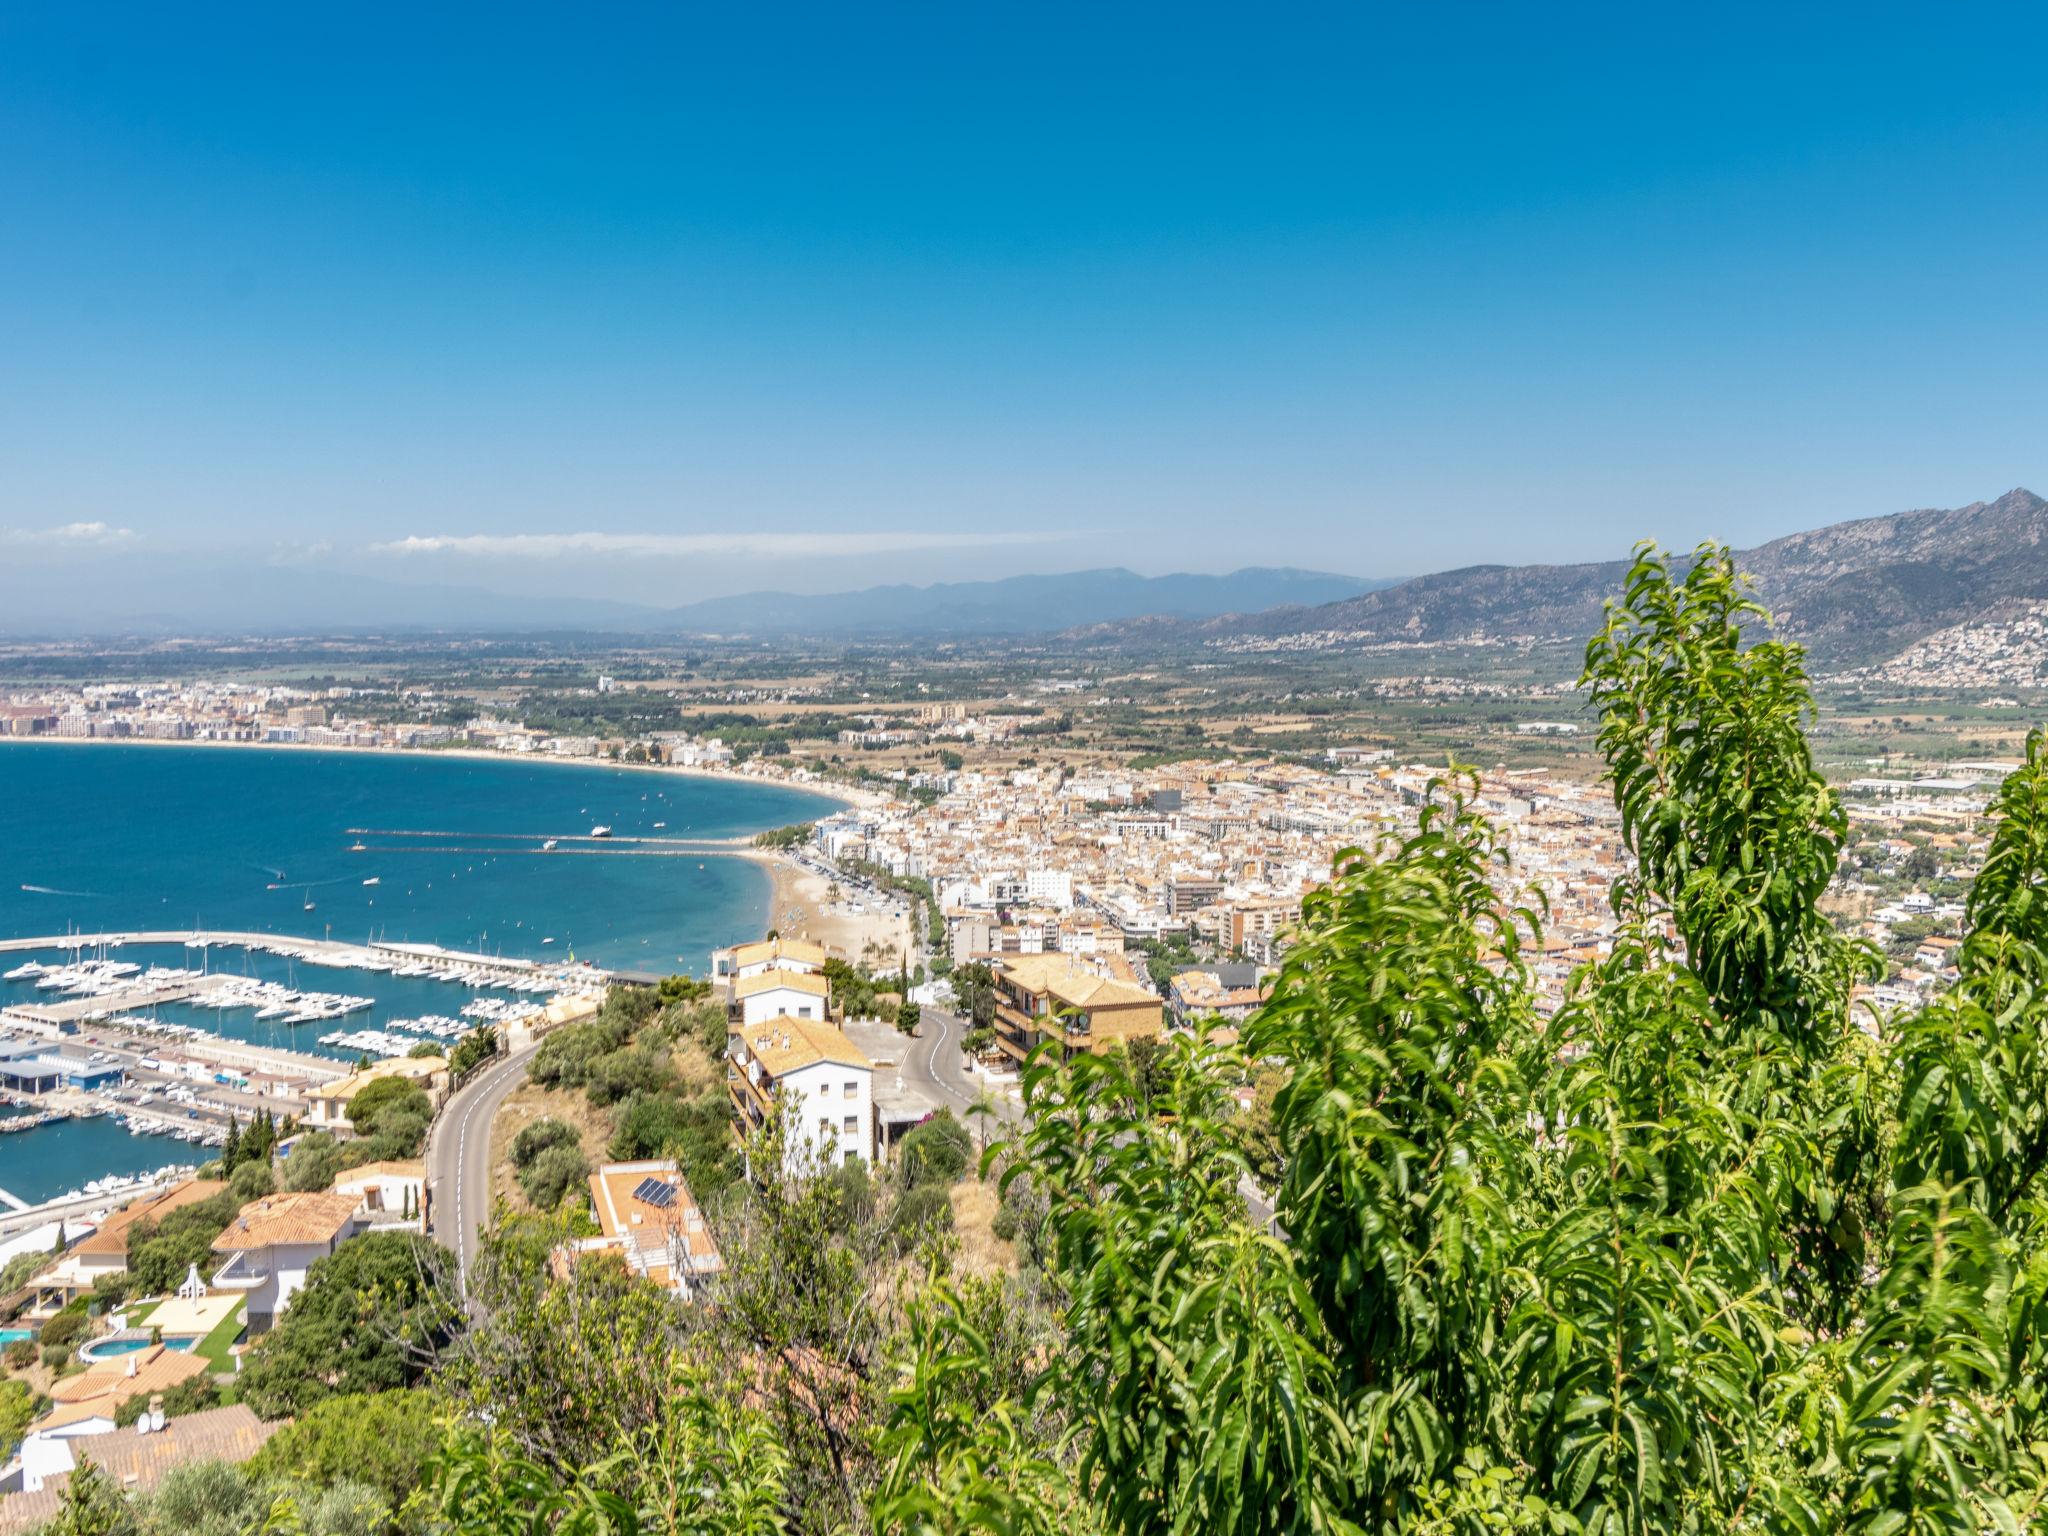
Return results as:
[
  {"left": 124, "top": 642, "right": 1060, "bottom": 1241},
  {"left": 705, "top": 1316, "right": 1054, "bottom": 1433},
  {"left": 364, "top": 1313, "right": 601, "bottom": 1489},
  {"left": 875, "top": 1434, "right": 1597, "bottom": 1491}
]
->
[
  {"left": 246, "top": 1389, "right": 445, "bottom": 1510},
  {"left": 238, "top": 1232, "right": 457, "bottom": 1418},
  {"left": 898, "top": 1113, "right": 972, "bottom": 1191}
]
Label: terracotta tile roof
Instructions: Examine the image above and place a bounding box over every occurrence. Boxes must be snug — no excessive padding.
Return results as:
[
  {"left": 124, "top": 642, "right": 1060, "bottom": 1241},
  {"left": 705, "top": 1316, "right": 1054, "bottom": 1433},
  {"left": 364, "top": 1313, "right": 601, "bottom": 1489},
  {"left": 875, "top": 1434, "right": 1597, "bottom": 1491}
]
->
[
  {"left": 573, "top": 1163, "right": 724, "bottom": 1294},
  {"left": 998, "top": 953, "right": 1158, "bottom": 1010},
  {"left": 738, "top": 1017, "right": 872, "bottom": 1076},
  {"left": 73, "top": 1179, "right": 227, "bottom": 1258},
  {"left": 211, "top": 1190, "right": 362, "bottom": 1252},
  {"left": 39, "top": 1344, "right": 211, "bottom": 1428},
  {"left": 730, "top": 937, "right": 827, "bottom": 969},
  {"left": 305, "top": 1054, "right": 446, "bottom": 1103},
  {"left": 329, "top": 1159, "right": 426, "bottom": 1182},
  {"left": 733, "top": 967, "right": 830, "bottom": 1001},
  {"left": 0, "top": 1406, "right": 280, "bottom": 1533}
]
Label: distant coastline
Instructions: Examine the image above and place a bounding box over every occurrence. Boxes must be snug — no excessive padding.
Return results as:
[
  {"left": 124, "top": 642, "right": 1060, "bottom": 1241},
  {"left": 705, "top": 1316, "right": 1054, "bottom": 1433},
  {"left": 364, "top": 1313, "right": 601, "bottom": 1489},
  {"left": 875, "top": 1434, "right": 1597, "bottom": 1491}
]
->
[
  {"left": 0, "top": 732, "right": 877, "bottom": 813},
  {"left": 0, "top": 735, "right": 870, "bottom": 965}
]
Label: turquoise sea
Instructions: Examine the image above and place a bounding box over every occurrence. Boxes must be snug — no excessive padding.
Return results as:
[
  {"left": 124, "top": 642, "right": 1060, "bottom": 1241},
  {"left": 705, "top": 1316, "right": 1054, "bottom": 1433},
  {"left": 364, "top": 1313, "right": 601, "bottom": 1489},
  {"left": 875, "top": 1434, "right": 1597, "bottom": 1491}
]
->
[{"left": 0, "top": 741, "right": 842, "bottom": 1202}]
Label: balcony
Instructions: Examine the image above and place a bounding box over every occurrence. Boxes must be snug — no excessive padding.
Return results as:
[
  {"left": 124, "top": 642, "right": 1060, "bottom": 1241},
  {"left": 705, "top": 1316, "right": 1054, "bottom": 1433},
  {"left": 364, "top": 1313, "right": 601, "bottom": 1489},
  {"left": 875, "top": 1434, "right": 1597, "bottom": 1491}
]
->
[{"left": 209, "top": 1250, "right": 270, "bottom": 1290}]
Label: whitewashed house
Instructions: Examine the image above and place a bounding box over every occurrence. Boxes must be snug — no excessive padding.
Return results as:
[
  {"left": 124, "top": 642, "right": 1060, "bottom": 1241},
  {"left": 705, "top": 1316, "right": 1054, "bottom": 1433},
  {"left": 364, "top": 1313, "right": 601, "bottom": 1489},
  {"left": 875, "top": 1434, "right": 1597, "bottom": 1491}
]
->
[{"left": 209, "top": 1191, "right": 365, "bottom": 1332}]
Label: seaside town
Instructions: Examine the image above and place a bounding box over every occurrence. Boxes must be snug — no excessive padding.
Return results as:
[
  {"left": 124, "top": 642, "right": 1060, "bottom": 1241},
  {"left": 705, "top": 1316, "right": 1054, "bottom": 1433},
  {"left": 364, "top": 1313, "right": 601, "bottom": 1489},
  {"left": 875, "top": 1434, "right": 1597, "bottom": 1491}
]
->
[{"left": 0, "top": 674, "right": 2022, "bottom": 1028}]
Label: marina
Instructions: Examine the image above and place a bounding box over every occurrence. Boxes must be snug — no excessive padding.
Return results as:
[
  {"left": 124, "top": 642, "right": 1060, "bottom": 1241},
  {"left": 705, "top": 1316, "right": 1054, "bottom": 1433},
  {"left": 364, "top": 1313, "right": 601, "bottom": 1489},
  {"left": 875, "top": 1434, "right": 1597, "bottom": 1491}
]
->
[
  {"left": 0, "top": 743, "right": 841, "bottom": 1205},
  {"left": 1, "top": 930, "right": 613, "bottom": 1204}
]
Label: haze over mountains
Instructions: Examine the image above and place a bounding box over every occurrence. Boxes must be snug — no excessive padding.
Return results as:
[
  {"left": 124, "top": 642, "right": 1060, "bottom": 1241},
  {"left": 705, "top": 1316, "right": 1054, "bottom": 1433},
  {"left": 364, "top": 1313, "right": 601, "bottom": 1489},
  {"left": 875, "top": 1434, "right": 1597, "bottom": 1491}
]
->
[
  {"left": 1093, "top": 488, "right": 2048, "bottom": 669},
  {"left": 4, "top": 491, "right": 2044, "bottom": 665},
  {"left": 0, "top": 561, "right": 1385, "bottom": 639}
]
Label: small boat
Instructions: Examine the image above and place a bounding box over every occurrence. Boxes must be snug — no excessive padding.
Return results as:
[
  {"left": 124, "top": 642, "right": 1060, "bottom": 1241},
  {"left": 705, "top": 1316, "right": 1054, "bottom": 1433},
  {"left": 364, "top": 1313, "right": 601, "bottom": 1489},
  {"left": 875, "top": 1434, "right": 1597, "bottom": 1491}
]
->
[
  {"left": 303, "top": 900, "right": 316, "bottom": 911},
  {"left": 362, "top": 878, "right": 380, "bottom": 886},
  {"left": 590, "top": 825, "right": 612, "bottom": 839},
  {"left": 350, "top": 841, "right": 367, "bottom": 852},
  {"left": 652, "top": 821, "right": 666, "bottom": 829},
  {"left": 541, "top": 839, "right": 558, "bottom": 851},
  {"left": 542, "top": 937, "right": 555, "bottom": 945}
]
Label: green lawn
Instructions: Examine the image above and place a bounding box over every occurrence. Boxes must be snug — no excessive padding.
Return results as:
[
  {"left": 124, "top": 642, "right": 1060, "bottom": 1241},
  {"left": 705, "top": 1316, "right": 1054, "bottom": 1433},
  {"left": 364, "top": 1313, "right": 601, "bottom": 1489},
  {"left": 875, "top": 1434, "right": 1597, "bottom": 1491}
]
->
[{"left": 192, "top": 1302, "right": 245, "bottom": 1372}]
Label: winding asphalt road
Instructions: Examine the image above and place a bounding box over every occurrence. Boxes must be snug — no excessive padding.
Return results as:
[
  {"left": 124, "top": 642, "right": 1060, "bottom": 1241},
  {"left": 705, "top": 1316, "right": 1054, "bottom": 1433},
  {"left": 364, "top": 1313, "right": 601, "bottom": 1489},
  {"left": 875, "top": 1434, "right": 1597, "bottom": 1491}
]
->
[
  {"left": 426, "top": 1041, "right": 540, "bottom": 1276},
  {"left": 912, "top": 1007, "right": 1022, "bottom": 1125},
  {"left": 423, "top": 1012, "right": 1013, "bottom": 1276}
]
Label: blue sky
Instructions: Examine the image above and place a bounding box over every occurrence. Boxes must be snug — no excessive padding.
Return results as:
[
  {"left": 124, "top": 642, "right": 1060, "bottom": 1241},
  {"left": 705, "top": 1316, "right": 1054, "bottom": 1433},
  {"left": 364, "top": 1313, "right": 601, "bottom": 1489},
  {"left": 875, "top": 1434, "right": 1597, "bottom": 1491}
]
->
[{"left": 2, "top": 3, "right": 2045, "bottom": 605}]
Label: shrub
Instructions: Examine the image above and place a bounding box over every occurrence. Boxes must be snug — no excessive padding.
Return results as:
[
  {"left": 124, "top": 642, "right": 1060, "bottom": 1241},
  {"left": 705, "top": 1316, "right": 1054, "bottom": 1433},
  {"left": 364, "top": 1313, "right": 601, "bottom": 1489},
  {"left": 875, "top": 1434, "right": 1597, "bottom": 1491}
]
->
[
  {"left": 228, "top": 1157, "right": 275, "bottom": 1201},
  {"left": 511, "top": 1117, "right": 580, "bottom": 1169},
  {"left": 282, "top": 1132, "right": 342, "bottom": 1192},
  {"left": 245, "top": 1388, "right": 443, "bottom": 1507},
  {"left": 898, "top": 1111, "right": 972, "bottom": 1190},
  {"left": 148, "top": 1458, "right": 261, "bottom": 1536},
  {"left": 450, "top": 1027, "right": 498, "bottom": 1078},
  {"left": 607, "top": 1093, "right": 688, "bottom": 1161},
  {"left": 584, "top": 1044, "right": 671, "bottom": 1107},
  {"left": 890, "top": 1182, "right": 953, "bottom": 1248},
  {"left": 519, "top": 1145, "right": 590, "bottom": 1211},
  {"left": 237, "top": 1233, "right": 456, "bottom": 1418},
  {"left": 345, "top": 1077, "right": 431, "bottom": 1144}
]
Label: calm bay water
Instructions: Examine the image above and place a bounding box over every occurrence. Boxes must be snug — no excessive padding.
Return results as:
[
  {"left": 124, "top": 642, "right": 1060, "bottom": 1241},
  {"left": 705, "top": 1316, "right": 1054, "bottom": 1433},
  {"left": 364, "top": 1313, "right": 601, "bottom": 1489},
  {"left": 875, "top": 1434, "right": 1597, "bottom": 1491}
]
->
[{"left": 0, "top": 741, "right": 841, "bottom": 1201}]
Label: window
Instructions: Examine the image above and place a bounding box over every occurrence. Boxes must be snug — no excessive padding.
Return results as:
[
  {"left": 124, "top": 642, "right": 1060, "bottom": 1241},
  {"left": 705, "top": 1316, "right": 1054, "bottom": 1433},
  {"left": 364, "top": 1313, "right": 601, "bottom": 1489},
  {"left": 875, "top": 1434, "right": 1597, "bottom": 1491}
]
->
[
  {"left": 843, "top": 1114, "right": 858, "bottom": 1133},
  {"left": 799, "top": 1006, "right": 813, "bottom": 1018},
  {"left": 819, "top": 1118, "right": 834, "bottom": 1141},
  {"left": 843, "top": 1081, "right": 858, "bottom": 1098}
]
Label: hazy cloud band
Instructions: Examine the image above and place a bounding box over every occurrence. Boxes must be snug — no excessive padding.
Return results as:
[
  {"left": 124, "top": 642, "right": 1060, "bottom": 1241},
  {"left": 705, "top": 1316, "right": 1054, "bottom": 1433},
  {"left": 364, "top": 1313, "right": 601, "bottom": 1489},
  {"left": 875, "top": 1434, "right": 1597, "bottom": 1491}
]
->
[
  {"left": 373, "top": 530, "right": 1074, "bottom": 559},
  {"left": 0, "top": 521, "right": 137, "bottom": 547}
]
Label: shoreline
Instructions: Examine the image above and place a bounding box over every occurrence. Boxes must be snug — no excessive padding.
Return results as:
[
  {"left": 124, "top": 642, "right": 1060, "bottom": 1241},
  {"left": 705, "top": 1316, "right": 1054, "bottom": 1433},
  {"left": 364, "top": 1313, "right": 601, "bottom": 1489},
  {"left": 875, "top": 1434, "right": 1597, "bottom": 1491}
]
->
[
  {"left": 0, "top": 732, "right": 881, "bottom": 812},
  {"left": 0, "top": 734, "right": 892, "bottom": 965},
  {"left": 759, "top": 851, "right": 917, "bottom": 967},
  {"left": 0, "top": 737, "right": 880, "bottom": 1203}
]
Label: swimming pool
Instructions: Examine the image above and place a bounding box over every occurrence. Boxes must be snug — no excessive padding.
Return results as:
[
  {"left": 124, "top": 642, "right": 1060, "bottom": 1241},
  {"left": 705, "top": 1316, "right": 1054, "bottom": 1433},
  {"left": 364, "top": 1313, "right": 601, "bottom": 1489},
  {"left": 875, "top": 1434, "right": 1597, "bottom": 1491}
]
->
[
  {"left": 76, "top": 1332, "right": 198, "bottom": 1362},
  {"left": 0, "top": 1328, "right": 32, "bottom": 1345}
]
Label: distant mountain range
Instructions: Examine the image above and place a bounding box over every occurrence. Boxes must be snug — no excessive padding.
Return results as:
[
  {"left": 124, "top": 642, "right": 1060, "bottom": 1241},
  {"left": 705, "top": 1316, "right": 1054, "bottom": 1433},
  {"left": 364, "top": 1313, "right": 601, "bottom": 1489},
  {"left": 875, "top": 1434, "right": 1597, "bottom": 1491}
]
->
[
  {"left": 659, "top": 567, "right": 1388, "bottom": 636},
  {"left": 0, "top": 559, "right": 1387, "bottom": 639},
  {"left": 1086, "top": 488, "right": 2048, "bottom": 668},
  {"left": 6, "top": 491, "right": 2043, "bottom": 658}
]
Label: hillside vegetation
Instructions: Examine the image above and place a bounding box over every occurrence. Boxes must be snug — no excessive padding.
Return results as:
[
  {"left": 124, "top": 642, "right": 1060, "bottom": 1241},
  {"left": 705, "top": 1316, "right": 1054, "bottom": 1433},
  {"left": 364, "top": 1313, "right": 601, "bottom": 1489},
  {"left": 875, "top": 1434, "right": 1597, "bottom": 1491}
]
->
[{"left": 32, "top": 542, "right": 2048, "bottom": 1534}]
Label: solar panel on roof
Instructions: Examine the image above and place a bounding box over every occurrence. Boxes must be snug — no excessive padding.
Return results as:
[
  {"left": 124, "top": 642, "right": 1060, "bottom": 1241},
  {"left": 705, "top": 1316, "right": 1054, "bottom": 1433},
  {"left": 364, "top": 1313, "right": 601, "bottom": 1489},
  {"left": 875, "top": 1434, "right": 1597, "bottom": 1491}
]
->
[{"left": 633, "top": 1176, "right": 678, "bottom": 1209}]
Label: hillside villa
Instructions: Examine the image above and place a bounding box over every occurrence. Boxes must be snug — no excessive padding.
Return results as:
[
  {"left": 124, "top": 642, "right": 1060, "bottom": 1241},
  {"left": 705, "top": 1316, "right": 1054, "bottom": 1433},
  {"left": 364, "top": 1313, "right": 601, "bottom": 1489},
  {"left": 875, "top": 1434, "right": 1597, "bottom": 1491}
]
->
[{"left": 209, "top": 1190, "right": 365, "bottom": 1331}]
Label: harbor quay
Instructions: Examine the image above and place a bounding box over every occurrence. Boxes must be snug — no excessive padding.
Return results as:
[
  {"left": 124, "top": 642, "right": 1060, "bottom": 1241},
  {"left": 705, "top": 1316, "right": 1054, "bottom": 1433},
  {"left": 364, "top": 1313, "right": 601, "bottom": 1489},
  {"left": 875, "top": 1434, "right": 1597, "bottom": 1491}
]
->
[{"left": 2, "top": 928, "right": 619, "bottom": 1216}]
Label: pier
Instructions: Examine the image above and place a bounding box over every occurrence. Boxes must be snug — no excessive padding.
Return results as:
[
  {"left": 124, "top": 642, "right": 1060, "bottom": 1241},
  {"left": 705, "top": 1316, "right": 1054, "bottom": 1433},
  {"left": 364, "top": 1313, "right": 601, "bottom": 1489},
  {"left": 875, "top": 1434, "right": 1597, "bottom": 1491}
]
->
[{"left": 0, "top": 928, "right": 623, "bottom": 981}]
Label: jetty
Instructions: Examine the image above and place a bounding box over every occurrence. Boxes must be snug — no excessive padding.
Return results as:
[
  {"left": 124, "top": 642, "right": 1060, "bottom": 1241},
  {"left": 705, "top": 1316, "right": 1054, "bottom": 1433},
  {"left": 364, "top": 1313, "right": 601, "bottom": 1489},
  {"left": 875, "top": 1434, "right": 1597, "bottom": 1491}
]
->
[{"left": 0, "top": 929, "right": 620, "bottom": 981}]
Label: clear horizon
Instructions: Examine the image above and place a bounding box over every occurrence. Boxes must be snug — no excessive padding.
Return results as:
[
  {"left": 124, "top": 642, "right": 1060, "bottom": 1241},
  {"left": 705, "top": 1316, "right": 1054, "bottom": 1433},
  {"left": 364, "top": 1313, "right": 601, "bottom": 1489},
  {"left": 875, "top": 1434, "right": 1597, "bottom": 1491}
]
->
[{"left": 3, "top": 5, "right": 2046, "bottom": 612}]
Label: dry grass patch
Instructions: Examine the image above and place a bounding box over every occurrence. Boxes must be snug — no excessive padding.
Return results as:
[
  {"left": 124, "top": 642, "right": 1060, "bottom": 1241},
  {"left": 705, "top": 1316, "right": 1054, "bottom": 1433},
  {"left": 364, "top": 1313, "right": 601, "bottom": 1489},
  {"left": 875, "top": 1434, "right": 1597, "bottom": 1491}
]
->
[
  {"left": 948, "top": 1177, "right": 1015, "bottom": 1276},
  {"left": 489, "top": 1082, "right": 616, "bottom": 1211}
]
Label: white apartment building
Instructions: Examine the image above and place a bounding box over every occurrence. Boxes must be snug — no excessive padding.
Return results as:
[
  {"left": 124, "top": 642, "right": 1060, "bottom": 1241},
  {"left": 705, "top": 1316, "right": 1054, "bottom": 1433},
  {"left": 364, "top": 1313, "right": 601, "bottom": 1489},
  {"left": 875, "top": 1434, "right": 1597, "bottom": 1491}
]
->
[
  {"left": 713, "top": 936, "right": 827, "bottom": 982},
  {"left": 1025, "top": 869, "right": 1074, "bottom": 909},
  {"left": 733, "top": 967, "right": 832, "bottom": 1028},
  {"left": 727, "top": 1016, "right": 874, "bottom": 1173}
]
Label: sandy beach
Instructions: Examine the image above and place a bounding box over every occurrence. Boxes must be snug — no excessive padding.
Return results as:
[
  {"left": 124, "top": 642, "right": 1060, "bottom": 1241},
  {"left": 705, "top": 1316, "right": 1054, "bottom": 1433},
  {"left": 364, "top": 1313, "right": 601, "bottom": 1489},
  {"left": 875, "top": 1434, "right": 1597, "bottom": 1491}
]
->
[{"left": 760, "top": 853, "right": 916, "bottom": 967}]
